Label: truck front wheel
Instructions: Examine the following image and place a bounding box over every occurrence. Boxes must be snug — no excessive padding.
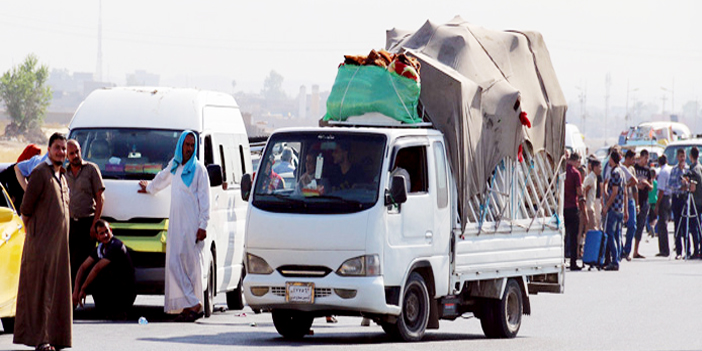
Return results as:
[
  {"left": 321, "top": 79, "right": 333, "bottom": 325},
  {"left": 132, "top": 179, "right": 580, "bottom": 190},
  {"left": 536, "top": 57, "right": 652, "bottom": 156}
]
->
[
  {"left": 386, "top": 272, "right": 430, "bottom": 341},
  {"left": 272, "top": 310, "right": 313, "bottom": 339},
  {"left": 480, "top": 279, "right": 523, "bottom": 338}
]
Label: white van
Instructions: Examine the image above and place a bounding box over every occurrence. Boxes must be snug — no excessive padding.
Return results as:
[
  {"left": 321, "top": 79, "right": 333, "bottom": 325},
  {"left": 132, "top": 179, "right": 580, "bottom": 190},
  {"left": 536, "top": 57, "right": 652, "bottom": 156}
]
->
[
  {"left": 565, "top": 123, "right": 587, "bottom": 159},
  {"left": 68, "top": 87, "right": 252, "bottom": 316}
]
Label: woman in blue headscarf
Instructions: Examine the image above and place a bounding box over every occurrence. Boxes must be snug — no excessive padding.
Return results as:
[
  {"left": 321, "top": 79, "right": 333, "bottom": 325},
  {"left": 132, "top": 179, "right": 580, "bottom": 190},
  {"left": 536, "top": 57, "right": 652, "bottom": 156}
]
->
[{"left": 138, "top": 130, "right": 210, "bottom": 322}]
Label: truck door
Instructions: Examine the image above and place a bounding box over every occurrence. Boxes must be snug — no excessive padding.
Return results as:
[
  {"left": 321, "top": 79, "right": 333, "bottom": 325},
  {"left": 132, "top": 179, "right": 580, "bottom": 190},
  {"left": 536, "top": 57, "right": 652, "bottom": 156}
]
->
[
  {"left": 431, "top": 140, "right": 452, "bottom": 253},
  {"left": 389, "top": 143, "right": 433, "bottom": 248}
]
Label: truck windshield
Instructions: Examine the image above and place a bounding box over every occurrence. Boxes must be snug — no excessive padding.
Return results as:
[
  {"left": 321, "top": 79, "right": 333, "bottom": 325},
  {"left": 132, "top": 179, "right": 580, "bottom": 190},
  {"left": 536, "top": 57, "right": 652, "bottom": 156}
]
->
[
  {"left": 252, "top": 132, "right": 386, "bottom": 214},
  {"left": 68, "top": 128, "right": 187, "bottom": 180}
]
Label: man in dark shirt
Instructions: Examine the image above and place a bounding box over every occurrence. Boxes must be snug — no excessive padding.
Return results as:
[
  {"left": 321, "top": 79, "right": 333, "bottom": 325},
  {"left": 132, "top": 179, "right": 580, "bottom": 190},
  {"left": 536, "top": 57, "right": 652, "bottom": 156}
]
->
[
  {"left": 603, "top": 150, "right": 625, "bottom": 271},
  {"left": 632, "top": 149, "right": 653, "bottom": 259},
  {"left": 564, "top": 152, "right": 587, "bottom": 271},
  {"left": 686, "top": 147, "right": 702, "bottom": 258},
  {"left": 73, "top": 219, "right": 136, "bottom": 319},
  {"left": 329, "top": 141, "right": 363, "bottom": 191}
]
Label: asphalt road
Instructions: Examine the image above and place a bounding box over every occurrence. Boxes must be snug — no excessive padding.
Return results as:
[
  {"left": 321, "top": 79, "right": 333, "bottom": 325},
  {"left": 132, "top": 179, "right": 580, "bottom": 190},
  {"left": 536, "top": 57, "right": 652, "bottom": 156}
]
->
[{"left": 2, "top": 233, "right": 702, "bottom": 351}]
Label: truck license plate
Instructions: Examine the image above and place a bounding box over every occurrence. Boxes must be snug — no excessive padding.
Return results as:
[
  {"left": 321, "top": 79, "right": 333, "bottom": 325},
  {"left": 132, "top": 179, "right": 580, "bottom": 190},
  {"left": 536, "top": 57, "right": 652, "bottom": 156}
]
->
[{"left": 286, "top": 282, "right": 314, "bottom": 304}]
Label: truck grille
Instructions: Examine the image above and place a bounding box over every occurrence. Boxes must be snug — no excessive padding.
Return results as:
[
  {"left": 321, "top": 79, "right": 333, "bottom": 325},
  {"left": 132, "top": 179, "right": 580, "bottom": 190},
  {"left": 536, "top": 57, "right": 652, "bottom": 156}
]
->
[{"left": 270, "top": 287, "right": 332, "bottom": 298}]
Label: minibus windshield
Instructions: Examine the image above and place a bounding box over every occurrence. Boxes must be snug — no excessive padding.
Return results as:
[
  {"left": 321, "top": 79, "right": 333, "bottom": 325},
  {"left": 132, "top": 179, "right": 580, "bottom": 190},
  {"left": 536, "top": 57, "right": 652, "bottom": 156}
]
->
[
  {"left": 68, "top": 128, "right": 190, "bottom": 180},
  {"left": 252, "top": 131, "right": 386, "bottom": 214}
]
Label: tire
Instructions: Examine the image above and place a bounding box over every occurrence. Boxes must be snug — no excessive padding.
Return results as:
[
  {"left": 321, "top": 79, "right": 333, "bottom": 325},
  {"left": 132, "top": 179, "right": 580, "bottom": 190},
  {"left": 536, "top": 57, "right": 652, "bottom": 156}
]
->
[
  {"left": 226, "top": 271, "right": 245, "bottom": 310},
  {"left": 1, "top": 317, "right": 14, "bottom": 334},
  {"left": 480, "top": 279, "right": 523, "bottom": 339},
  {"left": 387, "top": 272, "right": 430, "bottom": 341},
  {"left": 203, "top": 260, "right": 215, "bottom": 318},
  {"left": 380, "top": 322, "right": 399, "bottom": 339},
  {"left": 479, "top": 300, "right": 499, "bottom": 338},
  {"left": 271, "top": 310, "right": 313, "bottom": 339}
]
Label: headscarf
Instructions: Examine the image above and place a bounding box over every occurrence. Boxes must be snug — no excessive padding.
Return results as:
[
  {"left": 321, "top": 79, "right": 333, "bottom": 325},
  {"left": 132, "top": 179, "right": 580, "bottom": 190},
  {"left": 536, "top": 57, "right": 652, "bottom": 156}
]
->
[
  {"left": 170, "top": 130, "right": 198, "bottom": 187},
  {"left": 17, "top": 144, "right": 41, "bottom": 162}
]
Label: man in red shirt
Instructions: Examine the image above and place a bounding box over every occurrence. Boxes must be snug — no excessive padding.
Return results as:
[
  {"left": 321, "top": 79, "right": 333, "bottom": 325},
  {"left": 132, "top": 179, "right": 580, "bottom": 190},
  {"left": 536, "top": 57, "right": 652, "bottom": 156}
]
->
[{"left": 565, "top": 152, "right": 587, "bottom": 270}]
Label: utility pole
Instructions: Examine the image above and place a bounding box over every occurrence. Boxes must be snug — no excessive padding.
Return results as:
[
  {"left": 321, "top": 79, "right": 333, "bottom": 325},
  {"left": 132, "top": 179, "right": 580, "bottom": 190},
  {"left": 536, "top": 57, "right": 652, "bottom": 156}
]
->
[
  {"left": 696, "top": 97, "right": 699, "bottom": 135},
  {"left": 95, "top": 0, "right": 103, "bottom": 82},
  {"left": 625, "top": 80, "right": 638, "bottom": 126},
  {"left": 605, "top": 73, "right": 611, "bottom": 144},
  {"left": 671, "top": 77, "right": 675, "bottom": 116},
  {"left": 577, "top": 84, "right": 587, "bottom": 136}
]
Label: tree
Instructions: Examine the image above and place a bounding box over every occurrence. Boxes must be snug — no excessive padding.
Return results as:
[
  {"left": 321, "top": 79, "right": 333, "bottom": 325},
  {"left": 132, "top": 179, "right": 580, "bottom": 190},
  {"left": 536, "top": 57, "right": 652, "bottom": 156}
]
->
[
  {"left": 0, "top": 54, "right": 52, "bottom": 142},
  {"left": 261, "top": 70, "right": 286, "bottom": 102}
]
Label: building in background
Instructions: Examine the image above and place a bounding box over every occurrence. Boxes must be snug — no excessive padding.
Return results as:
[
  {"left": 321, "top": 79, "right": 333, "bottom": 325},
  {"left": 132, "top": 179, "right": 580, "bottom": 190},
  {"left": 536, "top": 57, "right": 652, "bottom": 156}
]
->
[
  {"left": 126, "top": 70, "right": 160, "bottom": 86},
  {"left": 298, "top": 86, "right": 307, "bottom": 120}
]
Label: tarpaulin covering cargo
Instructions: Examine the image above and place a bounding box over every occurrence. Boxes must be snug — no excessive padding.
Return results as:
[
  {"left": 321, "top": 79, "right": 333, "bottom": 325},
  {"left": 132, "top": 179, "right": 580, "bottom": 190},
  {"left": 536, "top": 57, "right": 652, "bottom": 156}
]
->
[{"left": 385, "top": 16, "right": 567, "bottom": 231}]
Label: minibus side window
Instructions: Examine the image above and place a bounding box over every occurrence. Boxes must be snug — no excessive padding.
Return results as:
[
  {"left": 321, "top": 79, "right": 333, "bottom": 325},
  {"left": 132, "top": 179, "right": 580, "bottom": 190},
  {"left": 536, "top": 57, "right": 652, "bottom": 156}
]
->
[
  {"left": 219, "top": 144, "right": 228, "bottom": 183},
  {"left": 204, "top": 135, "right": 214, "bottom": 166}
]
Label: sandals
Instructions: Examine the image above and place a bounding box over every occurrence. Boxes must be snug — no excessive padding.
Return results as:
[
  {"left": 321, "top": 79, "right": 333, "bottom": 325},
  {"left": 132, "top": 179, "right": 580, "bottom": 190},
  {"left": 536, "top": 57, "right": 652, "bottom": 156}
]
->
[
  {"left": 174, "top": 310, "right": 203, "bottom": 322},
  {"left": 36, "top": 344, "right": 55, "bottom": 351}
]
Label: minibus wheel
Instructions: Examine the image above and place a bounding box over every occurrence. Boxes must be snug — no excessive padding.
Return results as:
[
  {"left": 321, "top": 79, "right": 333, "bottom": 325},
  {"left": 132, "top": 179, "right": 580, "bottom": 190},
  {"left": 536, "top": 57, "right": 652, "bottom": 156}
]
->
[
  {"left": 272, "top": 310, "right": 313, "bottom": 339},
  {"left": 203, "top": 260, "right": 215, "bottom": 317},
  {"left": 226, "top": 271, "right": 244, "bottom": 310},
  {"left": 1, "top": 317, "right": 14, "bottom": 333}
]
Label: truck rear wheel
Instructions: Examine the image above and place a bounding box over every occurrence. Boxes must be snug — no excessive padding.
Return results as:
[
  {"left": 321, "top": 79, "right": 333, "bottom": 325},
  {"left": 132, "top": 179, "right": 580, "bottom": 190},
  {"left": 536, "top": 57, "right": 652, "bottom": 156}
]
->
[
  {"left": 386, "top": 272, "right": 430, "bottom": 341},
  {"left": 480, "top": 279, "right": 522, "bottom": 338},
  {"left": 203, "top": 260, "right": 215, "bottom": 318},
  {"left": 272, "top": 310, "right": 313, "bottom": 339}
]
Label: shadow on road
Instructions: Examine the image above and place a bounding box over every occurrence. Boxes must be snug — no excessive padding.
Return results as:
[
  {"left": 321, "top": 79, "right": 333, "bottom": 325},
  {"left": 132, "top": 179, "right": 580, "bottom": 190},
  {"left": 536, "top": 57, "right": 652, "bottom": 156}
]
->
[
  {"left": 139, "top": 330, "right": 491, "bottom": 347},
  {"left": 73, "top": 304, "right": 176, "bottom": 323}
]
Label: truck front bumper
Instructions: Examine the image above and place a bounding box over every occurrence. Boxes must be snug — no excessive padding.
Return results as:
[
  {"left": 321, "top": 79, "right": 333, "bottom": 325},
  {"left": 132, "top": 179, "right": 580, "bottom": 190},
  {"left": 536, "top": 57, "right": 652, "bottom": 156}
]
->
[{"left": 244, "top": 273, "right": 401, "bottom": 316}]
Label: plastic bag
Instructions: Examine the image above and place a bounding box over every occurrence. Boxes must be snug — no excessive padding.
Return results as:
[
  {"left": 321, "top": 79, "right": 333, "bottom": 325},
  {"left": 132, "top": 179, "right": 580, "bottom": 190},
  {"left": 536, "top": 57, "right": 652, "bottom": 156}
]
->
[{"left": 324, "top": 65, "right": 421, "bottom": 124}]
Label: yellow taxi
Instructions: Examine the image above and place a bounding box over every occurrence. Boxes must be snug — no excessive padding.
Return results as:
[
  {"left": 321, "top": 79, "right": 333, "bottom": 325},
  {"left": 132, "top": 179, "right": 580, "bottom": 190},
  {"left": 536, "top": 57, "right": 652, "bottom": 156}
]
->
[{"left": 0, "top": 184, "right": 24, "bottom": 333}]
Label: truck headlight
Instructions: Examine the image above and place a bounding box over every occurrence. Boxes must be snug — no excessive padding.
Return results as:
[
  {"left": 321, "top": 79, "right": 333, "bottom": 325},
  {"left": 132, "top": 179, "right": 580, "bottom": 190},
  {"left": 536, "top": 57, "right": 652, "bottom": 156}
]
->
[
  {"left": 336, "top": 255, "right": 381, "bottom": 276},
  {"left": 247, "top": 253, "right": 274, "bottom": 274}
]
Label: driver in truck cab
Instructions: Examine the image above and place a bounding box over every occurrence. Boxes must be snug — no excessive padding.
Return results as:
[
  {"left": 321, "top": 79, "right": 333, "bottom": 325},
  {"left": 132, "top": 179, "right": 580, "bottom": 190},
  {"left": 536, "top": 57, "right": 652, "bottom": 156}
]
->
[{"left": 329, "top": 141, "right": 363, "bottom": 191}]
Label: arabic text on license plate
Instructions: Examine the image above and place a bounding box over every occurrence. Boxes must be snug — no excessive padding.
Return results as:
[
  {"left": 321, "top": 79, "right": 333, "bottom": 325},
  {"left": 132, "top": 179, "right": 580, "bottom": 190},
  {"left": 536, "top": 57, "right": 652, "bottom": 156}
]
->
[{"left": 286, "top": 282, "right": 314, "bottom": 304}]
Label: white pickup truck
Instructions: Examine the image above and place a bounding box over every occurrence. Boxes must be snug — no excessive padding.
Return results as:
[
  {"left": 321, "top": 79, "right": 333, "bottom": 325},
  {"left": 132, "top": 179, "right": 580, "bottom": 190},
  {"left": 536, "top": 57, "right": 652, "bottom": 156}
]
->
[
  {"left": 241, "top": 123, "right": 564, "bottom": 340},
  {"left": 242, "top": 18, "right": 568, "bottom": 341}
]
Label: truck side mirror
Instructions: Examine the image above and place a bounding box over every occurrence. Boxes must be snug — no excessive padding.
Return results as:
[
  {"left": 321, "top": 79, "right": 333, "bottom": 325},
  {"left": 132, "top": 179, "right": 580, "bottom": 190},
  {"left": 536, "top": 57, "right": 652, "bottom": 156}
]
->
[
  {"left": 385, "top": 174, "right": 408, "bottom": 206},
  {"left": 241, "top": 173, "right": 252, "bottom": 201},
  {"left": 207, "top": 164, "right": 223, "bottom": 187}
]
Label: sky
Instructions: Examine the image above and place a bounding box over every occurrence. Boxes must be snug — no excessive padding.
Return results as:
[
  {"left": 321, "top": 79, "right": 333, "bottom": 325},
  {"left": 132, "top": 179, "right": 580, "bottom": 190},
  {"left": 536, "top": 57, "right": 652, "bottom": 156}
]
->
[{"left": 1, "top": 0, "right": 701, "bottom": 118}]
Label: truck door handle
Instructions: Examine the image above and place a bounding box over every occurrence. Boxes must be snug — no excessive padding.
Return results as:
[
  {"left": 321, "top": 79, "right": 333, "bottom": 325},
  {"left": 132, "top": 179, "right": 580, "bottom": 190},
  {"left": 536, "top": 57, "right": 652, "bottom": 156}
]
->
[{"left": 425, "top": 232, "right": 433, "bottom": 243}]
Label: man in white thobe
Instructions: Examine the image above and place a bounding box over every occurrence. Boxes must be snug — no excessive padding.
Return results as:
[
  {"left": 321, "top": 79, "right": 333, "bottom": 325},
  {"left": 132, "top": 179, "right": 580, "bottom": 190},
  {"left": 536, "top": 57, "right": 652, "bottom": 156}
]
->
[{"left": 138, "top": 131, "right": 210, "bottom": 322}]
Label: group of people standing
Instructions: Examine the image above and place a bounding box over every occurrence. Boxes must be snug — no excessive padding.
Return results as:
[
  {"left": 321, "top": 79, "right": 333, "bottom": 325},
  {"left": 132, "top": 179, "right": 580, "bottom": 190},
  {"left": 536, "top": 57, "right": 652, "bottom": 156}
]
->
[
  {"left": 7, "top": 131, "right": 211, "bottom": 351},
  {"left": 565, "top": 144, "right": 702, "bottom": 273}
]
